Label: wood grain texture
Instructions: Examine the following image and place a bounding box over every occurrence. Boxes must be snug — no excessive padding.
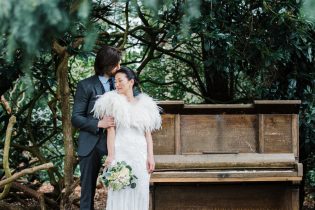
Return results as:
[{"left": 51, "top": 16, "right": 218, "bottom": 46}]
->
[
  {"left": 154, "top": 183, "right": 297, "bottom": 210},
  {"left": 254, "top": 100, "right": 301, "bottom": 104},
  {"left": 152, "top": 114, "right": 175, "bottom": 154},
  {"left": 291, "top": 186, "right": 300, "bottom": 210},
  {"left": 175, "top": 114, "right": 181, "bottom": 155},
  {"left": 258, "top": 114, "right": 264, "bottom": 153},
  {"left": 263, "top": 115, "right": 292, "bottom": 153},
  {"left": 151, "top": 177, "right": 302, "bottom": 183},
  {"left": 151, "top": 170, "right": 300, "bottom": 180},
  {"left": 150, "top": 106, "right": 301, "bottom": 209},
  {"left": 291, "top": 114, "right": 298, "bottom": 158},
  {"left": 154, "top": 153, "right": 296, "bottom": 170},
  {"left": 180, "top": 115, "right": 257, "bottom": 154}
]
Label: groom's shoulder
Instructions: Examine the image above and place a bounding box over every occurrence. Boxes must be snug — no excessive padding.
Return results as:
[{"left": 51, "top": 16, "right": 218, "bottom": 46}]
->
[{"left": 78, "top": 75, "right": 97, "bottom": 86}]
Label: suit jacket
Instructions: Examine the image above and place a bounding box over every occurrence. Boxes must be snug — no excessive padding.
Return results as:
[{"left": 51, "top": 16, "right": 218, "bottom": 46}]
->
[{"left": 71, "top": 75, "right": 107, "bottom": 157}]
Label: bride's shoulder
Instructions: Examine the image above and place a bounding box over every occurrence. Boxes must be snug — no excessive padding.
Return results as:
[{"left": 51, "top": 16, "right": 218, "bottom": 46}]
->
[
  {"left": 134, "top": 93, "right": 162, "bottom": 131},
  {"left": 137, "top": 93, "right": 155, "bottom": 104},
  {"left": 92, "top": 90, "right": 129, "bottom": 121},
  {"left": 136, "top": 93, "right": 161, "bottom": 110}
]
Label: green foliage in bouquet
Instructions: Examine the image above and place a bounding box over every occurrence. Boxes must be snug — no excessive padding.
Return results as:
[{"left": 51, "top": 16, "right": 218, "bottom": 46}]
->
[{"left": 100, "top": 157, "right": 138, "bottom": 191}]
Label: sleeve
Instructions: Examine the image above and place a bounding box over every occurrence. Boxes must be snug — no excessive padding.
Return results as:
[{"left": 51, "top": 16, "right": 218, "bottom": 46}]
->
[
  {"left": 139, "top": 94, "right": 162, "bottom": 132},
  {"left": 71, "top": 81, "right": 99, "bottom": 134},
  {"left": 92, "top": 91, "right": 130, "bottom": 128}
]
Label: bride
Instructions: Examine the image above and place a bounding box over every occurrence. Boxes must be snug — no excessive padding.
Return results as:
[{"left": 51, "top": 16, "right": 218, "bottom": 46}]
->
[{"left": 92, "top": 66, "right": 162, "bottom": 210}]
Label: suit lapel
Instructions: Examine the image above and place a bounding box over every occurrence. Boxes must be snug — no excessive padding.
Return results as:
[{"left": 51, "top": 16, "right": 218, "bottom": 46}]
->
[
  {"left": 92, "top": 75, "right": 105, "bottom": 95},
  {"left": 112, "top": 79, "right": 115, "bottom": 90}
]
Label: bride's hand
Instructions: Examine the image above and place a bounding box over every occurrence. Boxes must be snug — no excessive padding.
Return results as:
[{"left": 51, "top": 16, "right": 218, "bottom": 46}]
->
[
  {"left": 104, "top": 155, "right": 114, "bottom": 167},
  {"left": 147, "top": 156, "right": 155, "bottom": 174}
]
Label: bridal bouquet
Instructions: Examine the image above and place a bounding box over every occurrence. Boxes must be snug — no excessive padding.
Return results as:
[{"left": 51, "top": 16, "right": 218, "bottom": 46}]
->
[{"left": 100, "top": 157, "right": 138, "bottom": 191}]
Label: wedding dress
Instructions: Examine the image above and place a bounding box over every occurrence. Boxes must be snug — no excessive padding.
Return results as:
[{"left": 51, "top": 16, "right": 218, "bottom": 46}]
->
[{"left": 92, "top": 90, "right": 162, "bottom": 210}]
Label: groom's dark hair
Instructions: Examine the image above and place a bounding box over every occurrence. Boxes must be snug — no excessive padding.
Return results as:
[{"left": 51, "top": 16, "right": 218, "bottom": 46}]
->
[{"left": 94, "top": 45, "right": 122, "bottom": 76}]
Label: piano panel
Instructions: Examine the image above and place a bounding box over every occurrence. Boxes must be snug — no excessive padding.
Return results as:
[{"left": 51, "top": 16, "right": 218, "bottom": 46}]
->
[
  {"left": 180, "top": 115, "right": 257, "bottom": 154},
  {"left": 153, "top": 183, "right": 298, "bottom": 210},
  {"left": 263, "top": 115, "right": 292, "bottom": 153},
  {"left": 152, "top": 114, "right": 176, "bottom": 154}
]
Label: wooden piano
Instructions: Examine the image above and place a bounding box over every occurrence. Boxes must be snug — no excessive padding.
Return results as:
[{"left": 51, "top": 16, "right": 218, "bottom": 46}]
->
[{"left": 150, "top": 100, "right": 302, "bottom": 210}]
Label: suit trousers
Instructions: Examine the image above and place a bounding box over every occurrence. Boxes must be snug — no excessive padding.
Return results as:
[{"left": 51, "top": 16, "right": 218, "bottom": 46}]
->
[{"left": 79, "top": 138, "right": 107, "bottom": 210}]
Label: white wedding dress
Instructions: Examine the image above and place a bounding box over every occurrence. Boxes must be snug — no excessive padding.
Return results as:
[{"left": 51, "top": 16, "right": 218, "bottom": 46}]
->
[{"left": 92, "top": 91, "right": 162, "bottom": 210}]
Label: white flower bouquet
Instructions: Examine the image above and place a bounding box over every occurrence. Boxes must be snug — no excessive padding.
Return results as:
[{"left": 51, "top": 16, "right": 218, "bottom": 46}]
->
[{"left": 100, "top": 157, "right": 138, "bottom": 191}]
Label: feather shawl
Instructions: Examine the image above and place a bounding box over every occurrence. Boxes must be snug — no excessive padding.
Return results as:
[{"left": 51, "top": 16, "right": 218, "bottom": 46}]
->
[{"left": 92, "top": 91, "right": 162, "bottom": 132}]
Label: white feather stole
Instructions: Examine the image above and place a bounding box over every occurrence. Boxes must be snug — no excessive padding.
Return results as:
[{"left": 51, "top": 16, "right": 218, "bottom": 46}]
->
[{"left": 92, "top": 91, "right": 162, "bottom": 132}]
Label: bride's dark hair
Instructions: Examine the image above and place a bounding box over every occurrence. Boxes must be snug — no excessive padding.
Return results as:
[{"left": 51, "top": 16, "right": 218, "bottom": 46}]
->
[{"left": 115, "top": 66, "right": 141, "bottom": 93}]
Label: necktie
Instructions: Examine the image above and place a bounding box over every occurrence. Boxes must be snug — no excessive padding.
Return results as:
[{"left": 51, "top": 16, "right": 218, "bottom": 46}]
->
[{"left": 109, "top": 77, "right": 115, "bottom": 91}]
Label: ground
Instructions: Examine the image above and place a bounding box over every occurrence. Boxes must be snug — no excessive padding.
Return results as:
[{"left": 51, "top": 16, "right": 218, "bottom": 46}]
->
[{"left": 1, "top": 181, "right": 107, "bottom": 210}]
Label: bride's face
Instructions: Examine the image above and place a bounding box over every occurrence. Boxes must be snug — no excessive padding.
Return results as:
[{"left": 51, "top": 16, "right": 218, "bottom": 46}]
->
[{"left": 115, "top": 73, "right": 134, "bottom": 94}]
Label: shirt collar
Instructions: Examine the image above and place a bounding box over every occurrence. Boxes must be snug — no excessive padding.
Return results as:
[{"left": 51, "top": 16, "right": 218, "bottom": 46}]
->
[{"left": 98, "top": 75, "right": 110, "bottom": 84}]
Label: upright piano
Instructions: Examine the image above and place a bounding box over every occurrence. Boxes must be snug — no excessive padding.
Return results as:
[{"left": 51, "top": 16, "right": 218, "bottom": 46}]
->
[{"left": 150, "top": 100, "right": 302, "bottom": 210}]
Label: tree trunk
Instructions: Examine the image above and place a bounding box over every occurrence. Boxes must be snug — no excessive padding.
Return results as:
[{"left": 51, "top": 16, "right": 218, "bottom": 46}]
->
[
  {"left": 0, "top": 115, "right": 16, "bottom": 199},
  {"left": 201, "top": 35, "right": 231, "bottom": 103},
  {"left": 54, "top": 41, "right": 75, "bottom": 209}
]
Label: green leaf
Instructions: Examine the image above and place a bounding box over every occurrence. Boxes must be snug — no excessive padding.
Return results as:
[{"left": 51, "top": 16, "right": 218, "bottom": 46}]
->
[
  {"left": 130, "top": 183, "right": 136, "bottom": 188},
  {"left": 78, "top": 0, "right": 91, "bottom": 19}
]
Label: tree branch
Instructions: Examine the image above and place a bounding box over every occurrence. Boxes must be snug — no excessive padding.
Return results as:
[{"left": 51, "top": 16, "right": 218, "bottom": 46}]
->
[
  {"left": 0, "top": 163, "right": 54, "bottom": 187},
  {"left": 52, "top": 40, "right": 66, "bottom": 55},
  {"left": 118, "top": 0, "right": 130, "bottom": 50},
  {"left": 97, "top": 8, "right": 208, "bottom": 95},
  {"left": 0, "top": 115, "right": 16, "bottom": 199},
  {"left": 136, "top": 2, "right": 150, "bottom": 28},
  {"left": 141, "top": 79, "right": 203, "bottom": 98},
  {"left": 0, "top": 95, "right": 11, "bottom": 114},
  {"left": 26, "top": 87, "right": 47, "bottom": 145},
  {"left": 11, "top": 182, "right": 53, "bottom": 210},
  {"left": 136, "top": 46, "right": 155, "bottom": 75}
]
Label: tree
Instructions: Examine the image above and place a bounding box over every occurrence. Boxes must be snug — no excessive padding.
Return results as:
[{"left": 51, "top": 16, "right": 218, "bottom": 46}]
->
[
  {"left": 0, "top": 0, "right": 315, "bottom": 208},
  {"left": 0, "top": 0, "right": 94, "bottom": 208},
  {"left": 93, "top": 1, "right": 315, "bottom": 207}
]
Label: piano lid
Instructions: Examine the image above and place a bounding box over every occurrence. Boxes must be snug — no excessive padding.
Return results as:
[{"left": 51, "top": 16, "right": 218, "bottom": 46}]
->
[{"left": 157, "top": 100, "right": 301, "bottom": 114}]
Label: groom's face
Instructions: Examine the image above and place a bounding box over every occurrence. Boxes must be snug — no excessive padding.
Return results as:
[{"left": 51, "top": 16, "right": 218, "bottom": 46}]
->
[{"left": 108, "top": 62, "right": 121, "bottom": 76}]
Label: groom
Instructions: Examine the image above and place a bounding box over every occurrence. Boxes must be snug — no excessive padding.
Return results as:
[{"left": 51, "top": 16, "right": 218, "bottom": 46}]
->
[{"left": 71, "top": 45, "right": 121, "bottom": 210}]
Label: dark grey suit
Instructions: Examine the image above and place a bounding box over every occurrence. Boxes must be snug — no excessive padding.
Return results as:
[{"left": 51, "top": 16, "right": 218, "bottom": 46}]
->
[{"left": 71, "top": 75, "right": 108, "bottom": 210}]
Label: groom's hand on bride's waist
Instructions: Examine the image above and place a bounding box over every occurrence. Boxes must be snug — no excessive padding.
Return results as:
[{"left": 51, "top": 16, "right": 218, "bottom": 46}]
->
[{"left": 98, "top": 116, "right": 115, "bottom": 129}]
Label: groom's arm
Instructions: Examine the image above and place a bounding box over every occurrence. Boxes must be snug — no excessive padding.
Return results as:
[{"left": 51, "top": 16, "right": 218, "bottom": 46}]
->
[
  {"left": 71, "top": 81, "right": 115, "bottom": 134},
  {"left": 71, "top": 81, "right": 99, "bottom": 134}
]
